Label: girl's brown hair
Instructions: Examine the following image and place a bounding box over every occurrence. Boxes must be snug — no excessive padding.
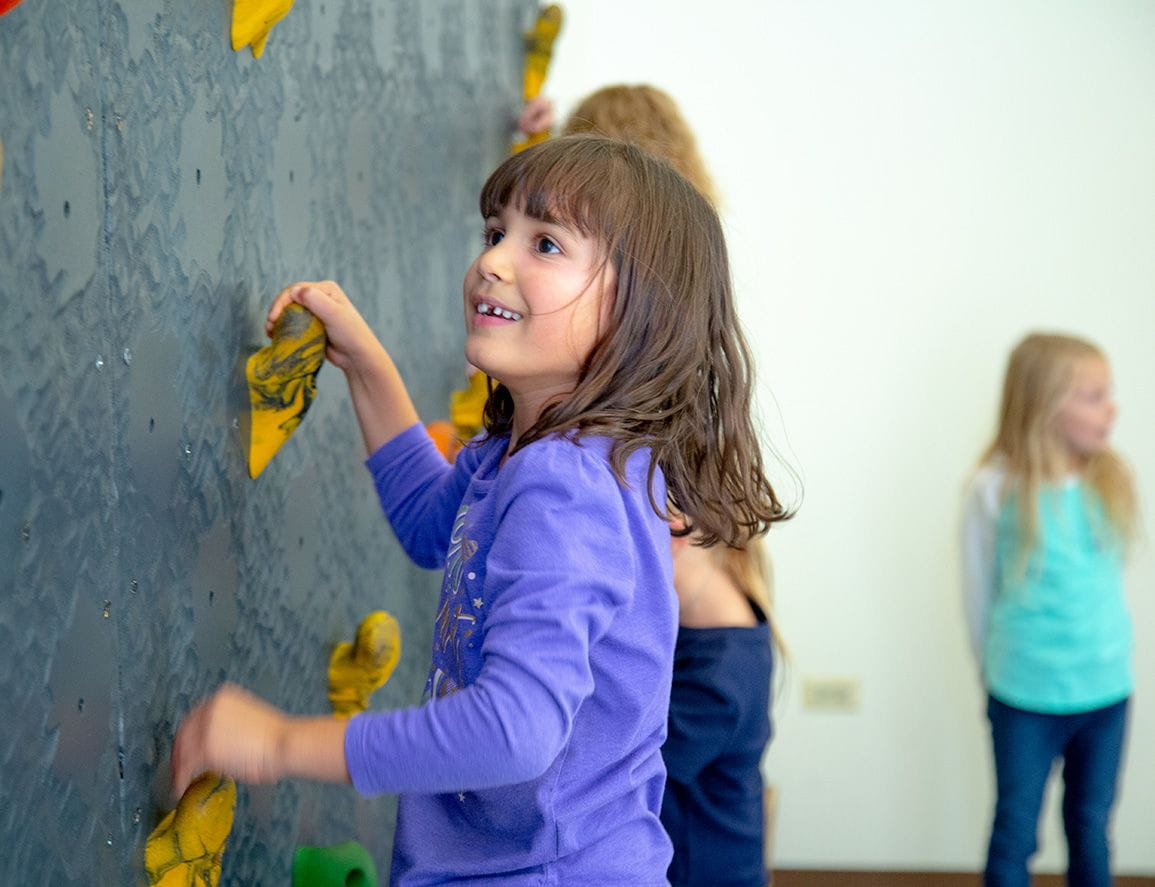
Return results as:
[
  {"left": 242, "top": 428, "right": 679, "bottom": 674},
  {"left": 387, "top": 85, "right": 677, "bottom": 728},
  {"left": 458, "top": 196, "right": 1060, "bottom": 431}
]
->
[
  {"left": 983, "top": 332, "right": 1136, "bottom": 555},
  {"left": 562, "top": 84, "right": 718, "bottom": 205},
  {"left": 478, "top": 134, "right": 789, "bottom": 547}
]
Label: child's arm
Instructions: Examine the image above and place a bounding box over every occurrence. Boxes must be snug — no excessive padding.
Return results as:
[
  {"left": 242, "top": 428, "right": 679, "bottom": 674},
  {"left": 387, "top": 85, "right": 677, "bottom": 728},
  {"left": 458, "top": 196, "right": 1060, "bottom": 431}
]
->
[
  {"left": 366, "top": 424, "right": 476, "bottom": 568},
  {"left": 170, "top": 683, "right": 350, "bottom": 799},
  {"left": 345, "top": 441, "right": 656, "bottom": 795},
  {"left": 271, "top": 283, "right": 470, "bottom": 568},
  {"left": 961, "top": 467, "right": 1000, "bottom": 673},
  {"left": 268, "top": 281, "right": 420, "bottom": 455}
]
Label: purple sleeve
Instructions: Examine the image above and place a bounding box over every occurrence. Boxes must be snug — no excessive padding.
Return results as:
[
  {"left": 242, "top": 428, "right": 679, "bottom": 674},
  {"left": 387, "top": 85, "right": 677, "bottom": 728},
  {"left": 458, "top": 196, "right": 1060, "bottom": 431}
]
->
[
  {"left": 345, "top": 441, "right": 638, "bottom": 795},
  {"left": 365, "top": 423, "right": 476, "bottom": 569}
]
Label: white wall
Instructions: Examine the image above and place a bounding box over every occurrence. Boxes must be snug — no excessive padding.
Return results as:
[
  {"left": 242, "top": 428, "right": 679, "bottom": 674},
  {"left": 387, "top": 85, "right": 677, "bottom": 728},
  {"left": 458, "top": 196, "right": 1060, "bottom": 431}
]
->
[{"left": 545, "top": 0, "right": 1155, "bottom": 874}]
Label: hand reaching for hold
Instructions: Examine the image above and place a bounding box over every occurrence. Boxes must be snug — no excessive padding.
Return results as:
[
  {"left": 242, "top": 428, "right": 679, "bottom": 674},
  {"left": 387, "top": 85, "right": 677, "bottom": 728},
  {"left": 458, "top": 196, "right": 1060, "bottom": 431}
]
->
[{"left": 171, "top": 683, "right": 288, "bottom": 799}]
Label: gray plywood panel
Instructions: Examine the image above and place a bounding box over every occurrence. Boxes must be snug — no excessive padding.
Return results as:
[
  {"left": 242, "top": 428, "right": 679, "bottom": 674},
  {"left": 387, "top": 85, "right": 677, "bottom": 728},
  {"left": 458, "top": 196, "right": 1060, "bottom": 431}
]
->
[{"left": 0, "top": 0, "right": 534, "bottom": 882}]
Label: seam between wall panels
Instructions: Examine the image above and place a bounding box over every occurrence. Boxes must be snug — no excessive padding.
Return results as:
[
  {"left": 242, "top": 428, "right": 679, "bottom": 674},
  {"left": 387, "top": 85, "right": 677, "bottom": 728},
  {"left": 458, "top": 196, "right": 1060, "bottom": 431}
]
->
[{"left": 95, "top": 0, "right": 130, "bottom": 869}]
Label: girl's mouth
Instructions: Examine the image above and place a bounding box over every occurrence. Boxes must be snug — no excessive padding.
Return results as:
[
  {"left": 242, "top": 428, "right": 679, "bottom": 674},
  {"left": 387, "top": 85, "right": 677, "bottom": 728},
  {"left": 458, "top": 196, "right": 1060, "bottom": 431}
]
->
[{"left": 477, "top": 302, "right": 523, "bottom": 321}]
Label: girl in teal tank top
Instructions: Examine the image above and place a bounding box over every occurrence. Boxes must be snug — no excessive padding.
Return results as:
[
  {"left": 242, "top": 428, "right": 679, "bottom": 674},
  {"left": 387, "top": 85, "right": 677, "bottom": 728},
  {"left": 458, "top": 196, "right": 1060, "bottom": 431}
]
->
[{"left": 962, "top": 332, "right": 1137, "bottom": 887}]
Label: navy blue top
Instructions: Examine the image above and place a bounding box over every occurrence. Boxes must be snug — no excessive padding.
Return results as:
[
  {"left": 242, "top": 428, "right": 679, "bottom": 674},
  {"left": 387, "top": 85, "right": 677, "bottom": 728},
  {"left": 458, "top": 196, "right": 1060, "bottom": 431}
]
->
[{"left": 660, "top": 607, "right": 773, "bottom": 887}]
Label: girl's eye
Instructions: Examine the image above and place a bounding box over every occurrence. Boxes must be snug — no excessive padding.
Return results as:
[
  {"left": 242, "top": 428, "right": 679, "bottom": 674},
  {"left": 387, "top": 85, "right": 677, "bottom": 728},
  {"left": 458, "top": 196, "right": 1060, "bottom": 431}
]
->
[
  {"left": 484, "top": 229, "right": 504, "bottom": 247},
  {"left": 536, "top": 236, "right": 561, "bottom": 255}
]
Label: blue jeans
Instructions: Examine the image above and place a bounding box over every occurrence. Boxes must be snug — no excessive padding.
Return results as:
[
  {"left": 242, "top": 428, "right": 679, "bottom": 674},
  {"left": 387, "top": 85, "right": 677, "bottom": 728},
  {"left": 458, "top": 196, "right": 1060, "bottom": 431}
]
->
[{"left": 985, "top": 695, "right": 1129, "bottom": 887}]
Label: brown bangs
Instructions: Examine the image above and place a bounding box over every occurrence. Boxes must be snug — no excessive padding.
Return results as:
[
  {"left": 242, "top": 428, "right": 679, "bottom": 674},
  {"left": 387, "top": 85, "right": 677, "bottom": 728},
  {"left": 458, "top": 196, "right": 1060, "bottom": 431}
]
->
[
  {"left": 476, "top": 134, "right": 793, "bottom": 548},
  {"left": 479, "top": 135, "right": 634, "bottom": 247}
]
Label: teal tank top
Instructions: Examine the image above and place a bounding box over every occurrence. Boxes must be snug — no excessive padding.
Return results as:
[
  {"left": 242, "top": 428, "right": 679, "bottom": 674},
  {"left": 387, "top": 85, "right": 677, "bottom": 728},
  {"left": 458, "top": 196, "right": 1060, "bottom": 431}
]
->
[{"left": 985, "top": 481, "right": 1132, "bottom": 714}]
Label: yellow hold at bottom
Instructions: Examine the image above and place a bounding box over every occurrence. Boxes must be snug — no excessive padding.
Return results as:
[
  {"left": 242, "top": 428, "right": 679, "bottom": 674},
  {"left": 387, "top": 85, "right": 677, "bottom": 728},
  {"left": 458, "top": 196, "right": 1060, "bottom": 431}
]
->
[
  {"left": 145, "top": 773, "right": 237, "bottom": 887},
  {"left": 328, "top": 610, "right": 402, "bottom": 719},
  {"left": 231, "top": 0, "right": 295, "bottom": 58},
  {"left": 246, "top": 303, "right": 327, "bottom": 478}
]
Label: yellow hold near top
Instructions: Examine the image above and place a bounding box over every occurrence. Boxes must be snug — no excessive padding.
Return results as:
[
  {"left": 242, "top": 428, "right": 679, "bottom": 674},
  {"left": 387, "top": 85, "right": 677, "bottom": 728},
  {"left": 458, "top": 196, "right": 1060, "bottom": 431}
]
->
[
  {"left": 522, "top": 4, "right": 563, "bottom": 102},
  {"left": 145, "top": 773, "right": 236, "bottom": 887},
  {"left": 329, "top": 610, "right": 402, "bottom": 719},
  {"left": 513, "top": 4, "right": 563, "bottom": 154},
  {"left": 246, "top": 303, "right": 327, "bottom": 478},
  {"left": 231, "top": 0, "right": 295, "bottom": 58}
]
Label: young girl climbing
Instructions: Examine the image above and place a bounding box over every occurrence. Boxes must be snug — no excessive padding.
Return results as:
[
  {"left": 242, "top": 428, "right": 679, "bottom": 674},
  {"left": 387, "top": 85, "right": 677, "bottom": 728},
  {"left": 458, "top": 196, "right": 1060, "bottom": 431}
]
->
[
  {"left": 962, "top": 332, "right": 1137, "bottom": 887},
  {"left": 171, "top": 134, "right": 788, "bottom": 885}
]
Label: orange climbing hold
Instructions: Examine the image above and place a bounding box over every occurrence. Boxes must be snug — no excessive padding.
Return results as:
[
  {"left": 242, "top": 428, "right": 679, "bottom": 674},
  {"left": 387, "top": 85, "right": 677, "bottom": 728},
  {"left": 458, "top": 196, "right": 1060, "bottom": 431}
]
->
[{"left": 425, "top": 419, "right": 463, "bottom": 462}]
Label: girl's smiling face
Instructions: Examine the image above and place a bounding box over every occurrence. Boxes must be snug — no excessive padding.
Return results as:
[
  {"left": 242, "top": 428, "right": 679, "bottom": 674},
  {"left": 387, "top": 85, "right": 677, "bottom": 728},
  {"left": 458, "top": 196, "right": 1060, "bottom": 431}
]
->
[
  {"left": 462, "top": 204, "right": 614, "bottom": 427},
  {"left": 1055, "top": 356, "right": 1117, "bottom": 462}
]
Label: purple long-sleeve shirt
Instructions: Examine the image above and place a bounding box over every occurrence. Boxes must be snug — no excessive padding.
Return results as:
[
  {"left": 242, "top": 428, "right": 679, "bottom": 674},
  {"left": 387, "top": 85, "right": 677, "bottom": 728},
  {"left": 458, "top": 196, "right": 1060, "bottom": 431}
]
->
[{"left": 344, "top": 423, "right": 677, "bottom": 886}]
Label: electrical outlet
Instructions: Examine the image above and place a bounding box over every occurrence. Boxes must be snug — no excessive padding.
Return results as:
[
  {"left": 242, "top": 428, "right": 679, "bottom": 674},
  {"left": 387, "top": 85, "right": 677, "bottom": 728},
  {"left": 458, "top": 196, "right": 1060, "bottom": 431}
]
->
[{"left": 801, "top": 676, "right": 861, "bottom": 712}]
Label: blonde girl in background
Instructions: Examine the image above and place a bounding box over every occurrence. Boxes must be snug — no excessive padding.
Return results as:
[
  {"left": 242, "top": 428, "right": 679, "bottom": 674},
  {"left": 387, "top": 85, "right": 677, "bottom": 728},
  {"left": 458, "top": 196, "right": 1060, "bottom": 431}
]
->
[
  {"left": 962, "top": 333, "right": 1137, "bottom": 887},
  {"left": 519, "top": 84, "right": 784, "bottom": 887}
]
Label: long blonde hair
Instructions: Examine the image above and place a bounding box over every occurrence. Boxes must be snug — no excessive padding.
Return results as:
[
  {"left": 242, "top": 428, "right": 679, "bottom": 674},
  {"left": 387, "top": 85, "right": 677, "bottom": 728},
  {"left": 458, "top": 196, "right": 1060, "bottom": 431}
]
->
[
  {"left": 982, "top": 332, "right": 1136, "bottom": 555},
  {"left": 713, "top": 541, "right": 786, "bottom": 653},
  {"left": 562, "top": 84, "right": 718, "bottom": 205},
  {"left": 561, "top": 85, "right": 781, "bottom": 633}
]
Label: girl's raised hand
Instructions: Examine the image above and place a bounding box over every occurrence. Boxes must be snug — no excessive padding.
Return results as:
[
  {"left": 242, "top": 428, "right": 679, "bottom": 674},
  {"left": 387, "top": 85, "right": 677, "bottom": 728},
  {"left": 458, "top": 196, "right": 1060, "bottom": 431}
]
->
[
  {"left": 518, "top": 95, "right": 555, "bottom": 135},
  {"left": 171, "top": 683, "right": 288, "bottom": 800},
  {"left": 267, "top": 280, "right": 383, "bottom": 373}
]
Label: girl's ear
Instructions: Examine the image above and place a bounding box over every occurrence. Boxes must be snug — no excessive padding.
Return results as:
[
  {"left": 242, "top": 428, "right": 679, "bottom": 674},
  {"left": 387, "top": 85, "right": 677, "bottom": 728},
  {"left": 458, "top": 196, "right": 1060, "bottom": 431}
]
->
[
  {"left": 668, "top": 519, "right": 691, "bottom": 558},
  {"left": 665, "top": 531, "right": 688, "bottom": 558}
]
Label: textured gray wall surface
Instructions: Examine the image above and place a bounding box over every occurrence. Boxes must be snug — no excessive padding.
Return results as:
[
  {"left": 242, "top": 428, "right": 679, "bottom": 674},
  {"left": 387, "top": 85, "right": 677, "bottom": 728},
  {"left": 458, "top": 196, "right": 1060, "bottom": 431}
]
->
[{"left": 0, "top": 0, "right": 532, "bottom": 882}]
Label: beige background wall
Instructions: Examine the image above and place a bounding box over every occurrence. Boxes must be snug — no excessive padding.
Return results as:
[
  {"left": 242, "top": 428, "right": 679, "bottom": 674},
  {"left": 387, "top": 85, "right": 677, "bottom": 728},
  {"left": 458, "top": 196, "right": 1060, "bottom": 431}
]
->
[{"left": 548, "top": 0, "right": 1155, "bottom": 873}]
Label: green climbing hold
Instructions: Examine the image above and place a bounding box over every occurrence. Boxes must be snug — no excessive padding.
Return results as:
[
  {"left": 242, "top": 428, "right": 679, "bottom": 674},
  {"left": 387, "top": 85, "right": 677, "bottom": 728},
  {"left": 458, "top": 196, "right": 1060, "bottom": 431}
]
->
[{"left": 292, "top": 840, "right": 378, "bottom": 887}]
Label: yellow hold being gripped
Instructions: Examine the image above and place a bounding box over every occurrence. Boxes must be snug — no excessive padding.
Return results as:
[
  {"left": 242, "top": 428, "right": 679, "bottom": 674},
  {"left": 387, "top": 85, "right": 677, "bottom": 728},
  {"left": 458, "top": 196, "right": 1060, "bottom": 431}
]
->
[{"left": 246, "top": 303, "right": 326, "bottom": 478}]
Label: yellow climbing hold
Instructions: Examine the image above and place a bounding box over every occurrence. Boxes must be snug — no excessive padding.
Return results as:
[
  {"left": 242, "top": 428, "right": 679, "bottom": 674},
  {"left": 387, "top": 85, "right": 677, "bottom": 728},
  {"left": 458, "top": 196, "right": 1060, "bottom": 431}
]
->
[
  {"left": 231, "top": 0, "right": 294, "bottom": 59},
  {"left": 449, "top": 370, "right": 489, "bottom": 441},
  {"left": 522, "top": 5, "right": 563, "bottom": 102},
  {"left": 145, "top": 773, "right": 236, "bottom": 887},
  {"left": 328, "top": 611, "right": 402, "bottom": 719},
  {"left": 513, "top": 4, "right": 563, "bottom": 153},
  {"left": 246, "top": 303, "right": 327, "bottom": 478}
]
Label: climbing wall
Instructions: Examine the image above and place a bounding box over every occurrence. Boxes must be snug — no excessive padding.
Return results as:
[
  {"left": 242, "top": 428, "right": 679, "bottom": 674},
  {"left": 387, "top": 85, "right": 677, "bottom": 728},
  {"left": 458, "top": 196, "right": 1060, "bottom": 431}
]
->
[{"left": 0, "top": 0, "right": 533, "bottom": 882}]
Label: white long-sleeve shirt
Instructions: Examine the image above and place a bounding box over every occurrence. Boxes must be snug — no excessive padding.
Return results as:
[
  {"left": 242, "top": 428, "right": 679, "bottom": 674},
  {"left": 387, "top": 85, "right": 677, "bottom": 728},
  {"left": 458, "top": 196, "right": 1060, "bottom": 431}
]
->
[{"left": 960, "top": 464, "right": 1004, "bottom": 669}]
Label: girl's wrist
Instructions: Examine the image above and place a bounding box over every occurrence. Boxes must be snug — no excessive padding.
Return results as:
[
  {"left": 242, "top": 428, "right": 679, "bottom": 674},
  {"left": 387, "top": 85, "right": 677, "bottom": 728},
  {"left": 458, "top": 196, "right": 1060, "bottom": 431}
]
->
[
  {"left": 279, "top": 715, "right": 352, "bottom": 784},
  {"left": 343, "top": 342, "right": 394, "bottom": 386}
]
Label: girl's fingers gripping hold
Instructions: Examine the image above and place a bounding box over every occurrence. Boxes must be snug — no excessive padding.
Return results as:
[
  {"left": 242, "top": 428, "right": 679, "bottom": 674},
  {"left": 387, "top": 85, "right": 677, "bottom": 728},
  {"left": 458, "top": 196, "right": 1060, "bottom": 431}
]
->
[
  {"left": 264, "top": 280, "right": 377, "bottom": 372},
  {"left": 266, "top": 280, "right": 340, "bottom": 336}
]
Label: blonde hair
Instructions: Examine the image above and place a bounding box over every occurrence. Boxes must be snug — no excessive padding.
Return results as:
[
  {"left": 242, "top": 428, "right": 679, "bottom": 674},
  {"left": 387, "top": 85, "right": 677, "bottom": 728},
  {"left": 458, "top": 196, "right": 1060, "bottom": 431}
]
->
[
  {"left": 562, "top": 84, "right": 718, "bottom": 205},
  {"left": 713, "top": 541, "right": 786, "bottom": 654},
  {"left": 562, "top": 86, "right": 780, "bottom": 633},
  {"left": 982, "top": 332, "right": 1136, "bottom": 556}
]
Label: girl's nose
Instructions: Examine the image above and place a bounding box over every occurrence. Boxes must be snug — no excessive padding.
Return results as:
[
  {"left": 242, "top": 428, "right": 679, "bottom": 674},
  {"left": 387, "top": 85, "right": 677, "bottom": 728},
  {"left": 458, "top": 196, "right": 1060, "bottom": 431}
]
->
[{"left": 477, "top": 240, "right": 512, "bottom": 282}]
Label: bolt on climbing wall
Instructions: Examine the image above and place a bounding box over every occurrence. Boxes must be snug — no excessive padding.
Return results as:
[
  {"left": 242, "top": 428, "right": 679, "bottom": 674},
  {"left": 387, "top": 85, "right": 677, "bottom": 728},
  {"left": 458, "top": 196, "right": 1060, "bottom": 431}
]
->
[{"left": 0, "top": 0, "right": 535, "bottom": 882}]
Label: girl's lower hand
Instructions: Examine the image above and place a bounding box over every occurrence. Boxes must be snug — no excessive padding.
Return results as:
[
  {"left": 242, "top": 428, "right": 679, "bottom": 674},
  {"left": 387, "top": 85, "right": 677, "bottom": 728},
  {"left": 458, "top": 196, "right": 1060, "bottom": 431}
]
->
[
  {"left": 267, "top": 280, "right": 384, "bottom": 373},
  {"left": 171, "top": 683, "right": 288, "bottom": 799}
]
